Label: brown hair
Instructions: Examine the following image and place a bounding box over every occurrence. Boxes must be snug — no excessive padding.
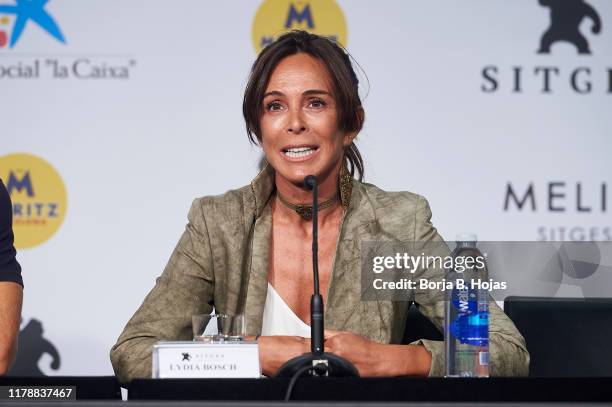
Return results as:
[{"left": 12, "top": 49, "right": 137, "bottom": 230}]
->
[{"left": 243, "top": 30, "right": 365, "bottom": 180}]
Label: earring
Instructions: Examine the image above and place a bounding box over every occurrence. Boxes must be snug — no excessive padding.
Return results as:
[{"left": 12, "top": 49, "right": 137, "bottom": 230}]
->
[{"left": 339, "top": 158, "right": 353, "bottom": 211}]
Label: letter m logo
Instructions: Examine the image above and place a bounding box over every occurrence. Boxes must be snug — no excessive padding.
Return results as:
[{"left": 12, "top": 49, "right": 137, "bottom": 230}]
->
[
  {"left": 285, "top": 4, "right": 314, "bottom": 29},
  {"left": 504, "top": 183, "right": 535, "bottom": 211},
  {"left": 7, "top": 171, "right": 34, "bottom": 197}
]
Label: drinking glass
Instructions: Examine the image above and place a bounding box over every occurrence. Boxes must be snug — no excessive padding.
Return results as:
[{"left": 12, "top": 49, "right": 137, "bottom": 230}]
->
[{"left": 192, "top": 314, "right": 245, "bottom": 342}]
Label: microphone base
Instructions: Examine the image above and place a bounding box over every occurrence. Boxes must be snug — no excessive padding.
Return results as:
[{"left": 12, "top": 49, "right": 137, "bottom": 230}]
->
[{"left": 276, "top": 352, "right": 359, "bottom": 378}]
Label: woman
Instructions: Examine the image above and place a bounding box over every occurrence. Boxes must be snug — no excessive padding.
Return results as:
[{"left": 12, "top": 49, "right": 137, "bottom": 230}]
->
[{"left": 110, "top": 31, "right": 529, "bottom": 384}]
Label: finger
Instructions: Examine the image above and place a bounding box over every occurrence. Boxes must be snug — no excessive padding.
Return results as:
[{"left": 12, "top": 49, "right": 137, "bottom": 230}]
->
[{"left": 324, "top": 329, "right": 342, "bottom": 339}]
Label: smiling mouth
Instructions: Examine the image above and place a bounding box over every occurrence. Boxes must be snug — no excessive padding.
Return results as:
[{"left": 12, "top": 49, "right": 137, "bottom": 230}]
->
[{"left": 282, "top": 146, "right": 318, "bottom": 158}]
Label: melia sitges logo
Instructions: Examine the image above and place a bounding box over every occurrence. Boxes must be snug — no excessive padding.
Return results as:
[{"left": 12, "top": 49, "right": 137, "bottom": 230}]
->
[
  {"left": 0, "top": 153, "right": 67, "bottom": 249},
  {"left": 0, "top": 0, "right": 65, "bottom": 49},
  {"left": 252, "top": 0, "right": 347, "bottom": 54}
]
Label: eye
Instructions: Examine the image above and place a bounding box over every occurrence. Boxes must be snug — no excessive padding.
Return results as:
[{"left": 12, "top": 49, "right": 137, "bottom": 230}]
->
[
  {"left": 265, "top": 101, "right": 283, "bottom": 112},
  {"left": 308, "top": 98, "right": 327, "bottom": 108}
]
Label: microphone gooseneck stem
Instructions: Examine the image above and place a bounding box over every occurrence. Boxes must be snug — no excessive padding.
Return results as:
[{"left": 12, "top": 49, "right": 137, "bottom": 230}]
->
[
  {"left": 275, "top": 175, "right": 359, "bottom": 380},
  {"left": 311, "top": 176, "right": 319, "bottom": 296},
  {"left": 306, "top": 175, "right": 324, "bottom": 355}
]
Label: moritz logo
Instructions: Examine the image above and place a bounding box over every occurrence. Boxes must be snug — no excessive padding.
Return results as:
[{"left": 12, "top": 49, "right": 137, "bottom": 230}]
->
[
  {"left": 0, "top": 0, "right": 65, "bottom": 49},
  {"left": 251, "top": 0, "right": 347, "bottom": 54},
  {"left": 0, "top": 153, "right": 68, "bottom": 249}
]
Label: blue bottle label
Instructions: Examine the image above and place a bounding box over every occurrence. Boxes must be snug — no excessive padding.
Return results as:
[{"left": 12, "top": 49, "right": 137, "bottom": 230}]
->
[{"left": 449, "top": 286, "right": 489, "bottom": 346}]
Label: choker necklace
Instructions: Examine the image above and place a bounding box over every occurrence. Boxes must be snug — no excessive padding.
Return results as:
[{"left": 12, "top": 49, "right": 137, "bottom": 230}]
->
[{"left": 276, "top": 192, "right": 338, "bottom": 220}]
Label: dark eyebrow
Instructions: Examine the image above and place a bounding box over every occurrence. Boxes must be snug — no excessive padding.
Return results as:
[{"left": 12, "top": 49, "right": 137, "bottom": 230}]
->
[
  {"left": 303, "top": 89, "right": 332, "bottom": 97},
  {"left": 262, "top": 89, "right": 332, "bottom": 99},
  {"left": 263, "top": 90, "right": 283, "bottom": 98}
]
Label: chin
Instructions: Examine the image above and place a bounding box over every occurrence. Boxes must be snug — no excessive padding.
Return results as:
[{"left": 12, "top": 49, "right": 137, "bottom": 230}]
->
[
  {"left": 267, "top": 151, "right": 340, "bottom": 186},
  {"left": 278, "top": 165, "right": 313, "bottom": 185}
]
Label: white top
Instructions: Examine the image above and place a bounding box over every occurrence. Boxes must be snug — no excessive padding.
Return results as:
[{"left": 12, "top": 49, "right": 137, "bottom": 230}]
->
[{"left": 261, "top": 283, "right": 311, "bottom": 338}]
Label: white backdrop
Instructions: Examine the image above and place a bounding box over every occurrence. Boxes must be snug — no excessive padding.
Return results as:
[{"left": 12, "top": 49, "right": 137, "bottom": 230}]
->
[{"left": 1, "top": 0, "right": 610, "bottom": 375}]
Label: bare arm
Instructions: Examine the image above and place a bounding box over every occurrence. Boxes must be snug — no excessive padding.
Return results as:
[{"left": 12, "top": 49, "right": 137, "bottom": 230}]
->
[
  {"left": 0, "top": 281, "right": 22, "bottom": 374},
  {"left": 325, "top": 330, "right": 431, "bottom": 377},
  {"left": 251, "top": 336, "right": 310, "bottom": 376}
]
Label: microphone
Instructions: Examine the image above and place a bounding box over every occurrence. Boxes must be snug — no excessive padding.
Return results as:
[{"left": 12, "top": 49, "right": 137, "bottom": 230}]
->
[
  {"left": 276, "top": 175, "right": 359, "bottom": 379},
  {"left": 304, "top": 175, "right": 323, "bottom": 355}
]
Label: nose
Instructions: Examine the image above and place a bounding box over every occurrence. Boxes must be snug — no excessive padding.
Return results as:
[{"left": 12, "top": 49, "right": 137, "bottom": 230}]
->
[{"left": 286, "top": 107, "right": 306, "bottom": 135}]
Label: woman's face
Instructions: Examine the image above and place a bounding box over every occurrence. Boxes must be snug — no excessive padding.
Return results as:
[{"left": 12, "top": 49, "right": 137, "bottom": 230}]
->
[{"left": 260, "top": 53, "right": 353, "bottom": 188}]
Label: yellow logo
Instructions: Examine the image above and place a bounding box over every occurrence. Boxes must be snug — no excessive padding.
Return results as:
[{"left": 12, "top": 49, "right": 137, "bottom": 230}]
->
[
  {"left": 252, "top": 0, "right": 348, "bottom": 54},
  {"left": 0, "top": 153, "right": 67, "bottom": 249}
]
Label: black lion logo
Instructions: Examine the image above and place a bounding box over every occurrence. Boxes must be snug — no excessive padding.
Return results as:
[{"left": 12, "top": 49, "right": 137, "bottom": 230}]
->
[
  {"left": 538, "top": 0, "right": 602, "bottom": 54},
  {"left": 8, "top": 319, "right": 61, "bottom": 376}
]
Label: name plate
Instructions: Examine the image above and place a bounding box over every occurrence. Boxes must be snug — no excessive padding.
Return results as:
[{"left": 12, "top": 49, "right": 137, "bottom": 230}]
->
[{"left": 152, "top": 341, "right": 260, "bottom": 379}]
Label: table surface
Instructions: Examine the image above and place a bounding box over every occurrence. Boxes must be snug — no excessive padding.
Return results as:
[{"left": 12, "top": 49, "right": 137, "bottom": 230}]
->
[
  {"left": 128, "top": 377, "right": 612, "bottom": 402},
  {"left": 1, "top": 403, "right": 612, "bottom": 407}
]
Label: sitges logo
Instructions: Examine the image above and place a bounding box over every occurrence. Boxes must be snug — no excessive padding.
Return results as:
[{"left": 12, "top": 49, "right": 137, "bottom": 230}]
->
[
  {"left": 504, "top": 182, "right": 611, "bottom": 241},
  {"left": 537, "top": 0, "right": 601, "bottom": 55},
  {"left": 481, "top": 0, "right": 611, "bottom": 95}
]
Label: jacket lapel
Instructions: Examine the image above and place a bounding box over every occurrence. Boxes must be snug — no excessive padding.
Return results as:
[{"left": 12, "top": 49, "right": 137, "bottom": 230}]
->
[
  {"left": 325, "top": 182, "right": 393, "bottom": 342},
  {"left": 243, "top": 203, "right": 272, "bottom": 335},
  {"left": 242, "top": 164, "right": 275, "bottom": 335}
]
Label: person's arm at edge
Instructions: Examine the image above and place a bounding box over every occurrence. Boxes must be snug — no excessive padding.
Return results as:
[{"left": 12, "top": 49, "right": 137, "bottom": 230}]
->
[
  {"left": 0, "top": 178, "right": 23, "bottom": 375},
  {"left": 0, "top": 281, "right": 22, "bottom": 374}
]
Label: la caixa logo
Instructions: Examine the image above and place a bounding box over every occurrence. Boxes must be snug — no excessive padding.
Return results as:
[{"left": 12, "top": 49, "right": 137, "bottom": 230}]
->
[{"left": 0, "top": 0, "right": 65, "bottom": 49}]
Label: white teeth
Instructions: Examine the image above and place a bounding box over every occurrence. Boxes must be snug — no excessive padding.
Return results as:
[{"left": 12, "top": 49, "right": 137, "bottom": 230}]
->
[
  {"left": 284, "top": 147, "right": 315, "bottom": 158},
  {"left": 286, "top": 147, "right": 313, "bottom": 153}
]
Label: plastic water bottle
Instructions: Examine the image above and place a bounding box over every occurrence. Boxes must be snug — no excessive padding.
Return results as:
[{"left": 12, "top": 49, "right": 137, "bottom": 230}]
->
[{"left": 444, "top": 234, "right": 489, "bottom": 377}]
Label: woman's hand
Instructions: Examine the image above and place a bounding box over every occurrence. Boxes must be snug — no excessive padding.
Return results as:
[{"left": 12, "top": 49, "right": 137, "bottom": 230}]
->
[
  {"left": 256, "top": 336, "right": 310, "bottom": 376},
  {"left": 324, "top": 330, "right": 431, "bottom": 377}
]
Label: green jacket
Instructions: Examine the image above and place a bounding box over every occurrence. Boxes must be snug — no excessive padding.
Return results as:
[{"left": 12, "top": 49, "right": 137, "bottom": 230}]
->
[{"left": 110, "top": 165, "right": 529, "bottom": 384}]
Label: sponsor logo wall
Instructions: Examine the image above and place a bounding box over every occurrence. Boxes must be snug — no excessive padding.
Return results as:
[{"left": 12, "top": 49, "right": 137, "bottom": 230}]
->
[{"left": 1, "top": 0, "right": 610, "bottom": 376}]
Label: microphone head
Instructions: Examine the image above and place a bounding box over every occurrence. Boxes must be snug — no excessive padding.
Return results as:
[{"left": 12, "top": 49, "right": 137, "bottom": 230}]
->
[{"left": 304, "top": 175, "right": 317, "bottom": 190}]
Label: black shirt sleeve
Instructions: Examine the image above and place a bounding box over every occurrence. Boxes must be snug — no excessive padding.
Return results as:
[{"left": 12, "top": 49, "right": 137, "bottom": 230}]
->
[{"left": 0, "top": 178, "right": 23, "bottom": 287}]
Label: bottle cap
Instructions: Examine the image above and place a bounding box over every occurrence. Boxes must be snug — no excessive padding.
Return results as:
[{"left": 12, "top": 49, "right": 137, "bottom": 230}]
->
[{"left": 455, "top": 233, "right": 478, "bottom": 243}]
